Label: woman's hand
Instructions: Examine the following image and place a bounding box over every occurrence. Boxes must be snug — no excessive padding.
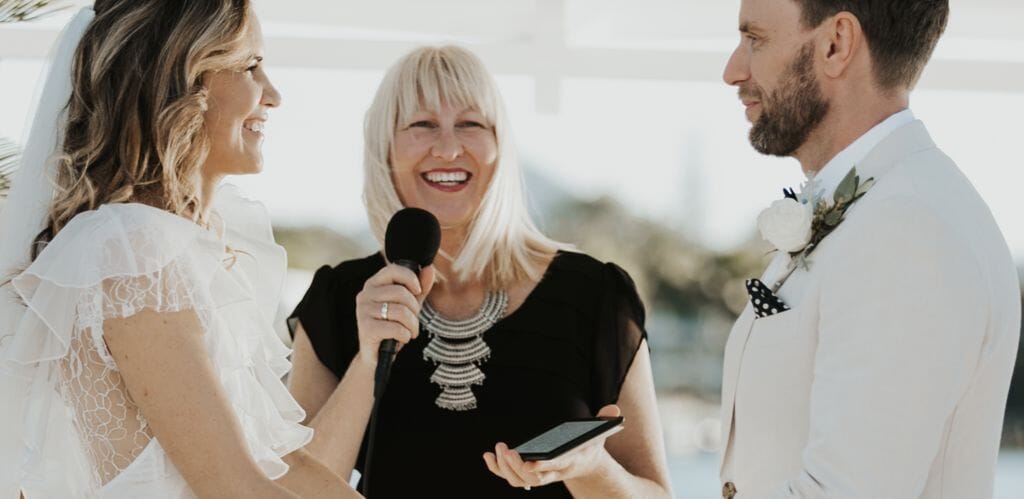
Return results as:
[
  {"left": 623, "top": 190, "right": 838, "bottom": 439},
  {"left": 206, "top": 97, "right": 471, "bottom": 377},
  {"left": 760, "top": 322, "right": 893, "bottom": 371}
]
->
[
  {"left": 354, "top": 263, "right": 434, "bottom": 367},
  {"left": 483, "top": 405, "right": 621, "bottom": 491}
]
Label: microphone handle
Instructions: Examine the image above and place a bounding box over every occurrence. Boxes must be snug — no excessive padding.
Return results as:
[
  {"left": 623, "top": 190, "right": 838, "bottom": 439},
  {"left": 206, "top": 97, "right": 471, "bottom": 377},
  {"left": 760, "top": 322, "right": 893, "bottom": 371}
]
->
[
  {"left": 365, "top": 257, "right": 426, "bottom": 496},
  {"left": 372, "top": 259, "right": 421, "bottom": 400},
  {"left": 373, "top": 339, "right": 398, "bottom": 399}
]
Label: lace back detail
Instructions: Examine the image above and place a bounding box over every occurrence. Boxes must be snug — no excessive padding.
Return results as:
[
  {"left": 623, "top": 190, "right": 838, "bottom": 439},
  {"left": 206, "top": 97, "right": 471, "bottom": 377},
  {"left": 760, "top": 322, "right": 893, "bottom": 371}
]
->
[
  {"left": 63, "top": 258, "right": 212, "bottom": 486},
  {"left": 61, "top": 326, "right": 152, "bottom": 486}
]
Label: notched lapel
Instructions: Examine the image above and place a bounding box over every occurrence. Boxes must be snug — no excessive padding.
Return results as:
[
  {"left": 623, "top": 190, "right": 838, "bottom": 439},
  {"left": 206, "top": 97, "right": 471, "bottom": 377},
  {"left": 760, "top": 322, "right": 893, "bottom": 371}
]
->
[{"left": 719, "top": 304, "right": 755, "bottom": 473}]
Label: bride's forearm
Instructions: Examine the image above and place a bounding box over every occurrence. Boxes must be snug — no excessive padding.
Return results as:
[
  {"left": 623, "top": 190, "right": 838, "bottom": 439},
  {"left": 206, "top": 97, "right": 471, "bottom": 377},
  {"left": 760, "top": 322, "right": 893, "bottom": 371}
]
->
[
  {"left": 278, "top": 448, "right": 361, "bottom": 498},
  {"left": 305, "top": 355, "right": 376, "bottom": 479}
]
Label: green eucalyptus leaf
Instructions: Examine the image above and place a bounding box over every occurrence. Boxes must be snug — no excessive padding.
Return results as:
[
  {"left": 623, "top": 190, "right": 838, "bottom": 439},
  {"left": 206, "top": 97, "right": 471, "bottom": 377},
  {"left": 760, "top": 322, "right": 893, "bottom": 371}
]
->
[
  {"left": 856, "top": 177, "right": 876, "bottom": 196},
  {"left": 824, "top": 210, "right": 843, "bottom": 226},
  {"left": 835, "top": 169, "right": 858, "bottom": 203}
]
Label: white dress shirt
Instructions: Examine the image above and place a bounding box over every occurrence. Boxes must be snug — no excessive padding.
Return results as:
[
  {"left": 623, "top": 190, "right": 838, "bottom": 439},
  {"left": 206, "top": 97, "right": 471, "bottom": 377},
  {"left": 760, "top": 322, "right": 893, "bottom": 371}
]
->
[{"left": 811, "top": 108, "right": 915, "bottom": 199}]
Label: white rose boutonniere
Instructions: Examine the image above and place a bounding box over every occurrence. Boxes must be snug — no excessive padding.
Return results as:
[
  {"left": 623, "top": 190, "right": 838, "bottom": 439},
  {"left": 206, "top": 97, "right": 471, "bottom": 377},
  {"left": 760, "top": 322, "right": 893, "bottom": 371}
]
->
[
  {"left": 757, "top": 198, "right": 814, "bottom": 253},
  {"left": 759, "top": 167, "right": 875, "bottom": 271}
]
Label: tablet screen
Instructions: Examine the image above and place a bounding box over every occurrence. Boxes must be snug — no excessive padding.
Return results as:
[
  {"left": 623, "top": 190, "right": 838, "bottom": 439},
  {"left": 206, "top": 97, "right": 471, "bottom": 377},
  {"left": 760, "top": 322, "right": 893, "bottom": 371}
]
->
[{"left": 515, "top": 421, "right": 608, "bottom": 454}]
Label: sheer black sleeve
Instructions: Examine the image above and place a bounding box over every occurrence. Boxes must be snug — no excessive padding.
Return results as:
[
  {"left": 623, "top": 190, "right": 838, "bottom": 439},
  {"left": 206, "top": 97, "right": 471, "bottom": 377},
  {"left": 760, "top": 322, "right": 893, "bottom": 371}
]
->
[
  {"left": 286, "top": 264, "right": 363, "bottom": 378},
  {"left": 591, "top": 262, "right": 648, "bottom": 409}
]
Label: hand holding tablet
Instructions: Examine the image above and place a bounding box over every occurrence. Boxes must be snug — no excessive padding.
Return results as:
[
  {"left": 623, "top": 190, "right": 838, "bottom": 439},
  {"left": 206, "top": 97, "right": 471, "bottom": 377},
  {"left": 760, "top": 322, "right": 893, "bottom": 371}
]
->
[
  {"left": 514, "top": 417, "right": 624, "bottom": 461},
  {"left": 483, "top": 405, "right": 625, "bottom": 491}
]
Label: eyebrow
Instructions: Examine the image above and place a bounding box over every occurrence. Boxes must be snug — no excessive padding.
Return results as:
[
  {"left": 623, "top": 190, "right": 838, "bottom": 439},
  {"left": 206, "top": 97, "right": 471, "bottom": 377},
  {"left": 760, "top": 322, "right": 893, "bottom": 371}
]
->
[{"left": 739, "top": 21, "right": 765, "bottom": 35}]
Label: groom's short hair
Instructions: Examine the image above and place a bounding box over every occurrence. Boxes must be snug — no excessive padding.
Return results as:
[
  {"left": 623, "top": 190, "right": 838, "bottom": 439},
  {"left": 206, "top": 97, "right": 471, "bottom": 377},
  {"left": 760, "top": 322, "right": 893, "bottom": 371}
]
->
[{"left": 793, "top": 0, "right": 949, "bottom": 91}]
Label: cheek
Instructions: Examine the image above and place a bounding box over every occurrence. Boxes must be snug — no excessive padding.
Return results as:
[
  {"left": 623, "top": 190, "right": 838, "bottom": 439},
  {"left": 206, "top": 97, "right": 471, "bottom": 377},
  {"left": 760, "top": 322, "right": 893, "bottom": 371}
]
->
[
  {"left": 390, "top": 135, "right": 421, "bottom": 171},
  {"left": 390, "top": 168, "right": 413, "bottom": 204},
  {"left": 207, "top": 83, "right": 259, "bottom": 136},
  {"left": 750, "top": 50, "right": 790, "bottom": 96},
  {"left": 389, "top": 136, "right": 422, "bottom": 202},
  {"left": 201, "top": 107, "right": 232, "bottom": 164},
  {"left": 205, "top": 109, "right": 234, "bottom": 147},
  {"left": 466, "top": 135, "right": 498, "bottom": 172}
]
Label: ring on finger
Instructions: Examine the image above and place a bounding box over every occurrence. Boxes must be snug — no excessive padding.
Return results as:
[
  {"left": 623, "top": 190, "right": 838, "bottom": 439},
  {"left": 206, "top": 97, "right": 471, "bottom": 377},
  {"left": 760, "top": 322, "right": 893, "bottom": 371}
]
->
[{"left": 379, "top": 302, "right": 389, "bottom": 321}]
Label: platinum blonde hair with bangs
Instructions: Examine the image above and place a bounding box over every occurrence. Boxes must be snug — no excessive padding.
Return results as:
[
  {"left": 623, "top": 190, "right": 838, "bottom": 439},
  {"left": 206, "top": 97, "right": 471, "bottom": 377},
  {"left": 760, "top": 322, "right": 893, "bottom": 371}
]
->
[{"left": 363, "top": 45, "right": 568, "bottom": 289}]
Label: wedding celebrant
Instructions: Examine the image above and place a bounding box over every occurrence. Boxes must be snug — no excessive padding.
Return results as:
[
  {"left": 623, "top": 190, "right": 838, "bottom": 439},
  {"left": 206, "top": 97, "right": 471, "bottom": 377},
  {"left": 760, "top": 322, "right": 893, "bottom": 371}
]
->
[{"left": 285, "top": 45, "right": 673, "bottom": 498}]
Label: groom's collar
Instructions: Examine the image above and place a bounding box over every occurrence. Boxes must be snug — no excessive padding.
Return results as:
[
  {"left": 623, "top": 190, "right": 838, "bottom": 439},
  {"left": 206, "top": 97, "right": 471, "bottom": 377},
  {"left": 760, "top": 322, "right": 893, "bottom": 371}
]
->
[
  {"left": 809, "top": 109, "right": 916, "bottom": 198},
  {"left": 855, "top": 117, "right": 938, "bottom": 184}
]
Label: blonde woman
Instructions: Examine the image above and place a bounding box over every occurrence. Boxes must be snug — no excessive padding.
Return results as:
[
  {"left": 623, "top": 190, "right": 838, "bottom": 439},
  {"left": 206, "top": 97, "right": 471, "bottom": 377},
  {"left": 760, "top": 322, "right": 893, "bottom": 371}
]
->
[
  {"left": 0, "top": 1, "right": 358, "bottom": 497},
  {"left": 287, "top": 46, "right": 673, "bottom": 498}
]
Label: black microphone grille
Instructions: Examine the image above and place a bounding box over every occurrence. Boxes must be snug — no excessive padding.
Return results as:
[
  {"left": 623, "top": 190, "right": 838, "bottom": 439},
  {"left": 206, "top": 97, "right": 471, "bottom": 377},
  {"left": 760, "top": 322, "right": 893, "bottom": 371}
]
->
[{"left": 384, "top": 208, "right": 442, "bottom": 267}]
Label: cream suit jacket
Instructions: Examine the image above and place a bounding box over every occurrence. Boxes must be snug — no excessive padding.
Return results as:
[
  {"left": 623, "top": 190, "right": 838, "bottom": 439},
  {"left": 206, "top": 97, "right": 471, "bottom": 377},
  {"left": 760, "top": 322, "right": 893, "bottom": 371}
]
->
[{"left": 719, "top": 120, "right": 1021, "bottom": 499}]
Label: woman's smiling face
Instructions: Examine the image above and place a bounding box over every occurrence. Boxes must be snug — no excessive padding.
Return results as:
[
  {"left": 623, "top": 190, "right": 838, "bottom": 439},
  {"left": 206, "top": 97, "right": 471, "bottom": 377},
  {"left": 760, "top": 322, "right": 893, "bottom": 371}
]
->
[
  {"left": 202, "top": 17, "right": 281, "bottom": 178},
  {"left": 390, "top": 102, "right": 497, "bottom": 230}
]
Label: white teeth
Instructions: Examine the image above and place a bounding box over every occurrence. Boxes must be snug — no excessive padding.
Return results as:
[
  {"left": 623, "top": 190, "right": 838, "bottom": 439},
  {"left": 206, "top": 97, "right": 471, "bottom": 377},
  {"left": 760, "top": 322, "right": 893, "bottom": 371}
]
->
[
  {"left": 425, "top": 171, "right": 469, "bottom": 183},
  {"left": 243, "top": 122, "right": 265, "bottom": 133}
]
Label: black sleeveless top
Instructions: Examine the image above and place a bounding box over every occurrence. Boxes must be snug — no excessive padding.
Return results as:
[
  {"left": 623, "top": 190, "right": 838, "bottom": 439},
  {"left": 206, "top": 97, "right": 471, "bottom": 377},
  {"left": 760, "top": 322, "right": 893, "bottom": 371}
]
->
[{"left": 288, "top": 251, "right": 647, "bottom": 498}]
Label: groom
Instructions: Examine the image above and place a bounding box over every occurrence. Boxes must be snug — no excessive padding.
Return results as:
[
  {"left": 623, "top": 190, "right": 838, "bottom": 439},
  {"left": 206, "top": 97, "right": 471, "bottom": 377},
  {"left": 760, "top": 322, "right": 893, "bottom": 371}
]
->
[{"left": 719, "top": 1, "right": 1020, "bottom": 498}]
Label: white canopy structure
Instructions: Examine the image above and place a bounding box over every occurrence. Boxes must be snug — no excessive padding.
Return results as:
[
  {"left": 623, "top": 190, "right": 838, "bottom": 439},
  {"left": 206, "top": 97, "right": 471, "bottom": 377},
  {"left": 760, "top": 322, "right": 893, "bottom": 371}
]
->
[
  {"left": 2, "top": 0, "right": 1023, "bottom": 256},
  {"left": 3, "top": 0, "right": 1023, "bottom": 113}
]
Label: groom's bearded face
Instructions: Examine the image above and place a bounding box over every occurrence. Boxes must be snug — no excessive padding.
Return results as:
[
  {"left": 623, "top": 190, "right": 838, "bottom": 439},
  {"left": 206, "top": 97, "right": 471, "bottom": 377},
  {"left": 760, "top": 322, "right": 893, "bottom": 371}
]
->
[{"left": 740, "top": 42, "right": 830, "bottom": 157}]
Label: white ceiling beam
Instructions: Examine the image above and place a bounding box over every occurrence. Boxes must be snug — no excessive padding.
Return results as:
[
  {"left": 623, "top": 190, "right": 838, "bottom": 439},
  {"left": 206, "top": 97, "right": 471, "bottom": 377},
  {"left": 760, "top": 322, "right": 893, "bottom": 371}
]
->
[
  {"left": 252, "top": 0, "right": 536, "bottom": 40},
  {"left": 533, "top": 0, "right": 567, "bottom": 114},
  {"left": 2, "top": 28, "right": 1022, "bottom": 95}
]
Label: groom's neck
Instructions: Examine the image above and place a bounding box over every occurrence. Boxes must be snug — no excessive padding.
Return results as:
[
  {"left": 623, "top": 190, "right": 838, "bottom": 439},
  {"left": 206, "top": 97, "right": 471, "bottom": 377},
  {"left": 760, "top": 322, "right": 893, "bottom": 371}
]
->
[{"left": 794, "top": 89, "right": 910, "bottom": 176}]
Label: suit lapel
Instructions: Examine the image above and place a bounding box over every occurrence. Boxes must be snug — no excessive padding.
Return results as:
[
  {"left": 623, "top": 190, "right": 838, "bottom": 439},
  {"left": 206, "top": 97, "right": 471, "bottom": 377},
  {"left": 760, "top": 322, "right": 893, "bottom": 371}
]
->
[
  {"left": 719, "top": 252, "right": 788, "bottom": 473},
  {"left": 719, "top": 307, "right": 753, "bottom": 474}
]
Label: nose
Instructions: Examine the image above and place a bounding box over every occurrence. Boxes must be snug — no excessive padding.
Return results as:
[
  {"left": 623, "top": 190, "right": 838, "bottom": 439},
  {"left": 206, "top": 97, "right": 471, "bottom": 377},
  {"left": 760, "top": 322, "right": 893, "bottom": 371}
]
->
[
  {"left": 723, "top": 42, "right": 749, "bottom": 87},
  {"left": 430, "top": 127, "right": 463, "bottom": 162},
  {"left": 260, "top": 72, "right": 282, "bottom": 108}
]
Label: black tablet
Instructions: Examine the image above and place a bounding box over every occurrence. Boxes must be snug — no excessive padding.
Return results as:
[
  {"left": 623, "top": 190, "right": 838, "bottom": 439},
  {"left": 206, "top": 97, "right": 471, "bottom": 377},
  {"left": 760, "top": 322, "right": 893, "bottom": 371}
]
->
[{"left": 513, "top": 416, "right": 624, "bottom": 462}]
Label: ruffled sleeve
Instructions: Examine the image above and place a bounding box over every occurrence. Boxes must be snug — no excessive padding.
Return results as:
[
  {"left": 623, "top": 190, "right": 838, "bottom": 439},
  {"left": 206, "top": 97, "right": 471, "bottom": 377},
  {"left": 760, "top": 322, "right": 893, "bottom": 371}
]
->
[
  {"left": 2, "top": 189, "right": 311, "bottom": 493},
  {"left": 591, "top": 262, "right": 648, "bottom": 409},
  {"left": 209, "top": 186, "right": 313, "bottom": 477},
  {"left": 8, "top": 204, "right": 222, "bottom": 366}
]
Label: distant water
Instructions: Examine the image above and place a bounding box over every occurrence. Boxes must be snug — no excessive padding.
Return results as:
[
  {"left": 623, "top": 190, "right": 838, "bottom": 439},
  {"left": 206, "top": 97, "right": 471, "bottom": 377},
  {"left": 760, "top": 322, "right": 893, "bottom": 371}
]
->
[{"left": 670, "top": 450, "right": 1024, "bottom": 498}]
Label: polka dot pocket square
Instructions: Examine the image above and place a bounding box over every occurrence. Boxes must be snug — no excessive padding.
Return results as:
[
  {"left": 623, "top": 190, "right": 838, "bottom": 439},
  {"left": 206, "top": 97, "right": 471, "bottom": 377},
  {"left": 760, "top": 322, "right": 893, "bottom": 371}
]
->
[{"left": 745, "top": 278, "right": 791, "bottom": 319}]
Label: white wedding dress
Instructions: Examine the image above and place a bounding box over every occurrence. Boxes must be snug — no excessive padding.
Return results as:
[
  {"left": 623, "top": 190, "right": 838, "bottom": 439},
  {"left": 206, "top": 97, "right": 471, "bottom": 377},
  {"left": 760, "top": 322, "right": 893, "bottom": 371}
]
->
[{"left": 4, "top": 186, "right": 311, "bottom": 498}]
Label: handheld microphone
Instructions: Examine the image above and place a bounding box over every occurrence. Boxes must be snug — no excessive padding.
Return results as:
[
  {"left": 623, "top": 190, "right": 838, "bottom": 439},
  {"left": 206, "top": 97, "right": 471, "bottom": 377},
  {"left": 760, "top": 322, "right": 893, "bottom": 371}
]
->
[
  {"left": 374, "top": 207, "right": 441, "bottom": 399},
  {"left": 365, "top": 207, "right": 439, "bottom": 496}
]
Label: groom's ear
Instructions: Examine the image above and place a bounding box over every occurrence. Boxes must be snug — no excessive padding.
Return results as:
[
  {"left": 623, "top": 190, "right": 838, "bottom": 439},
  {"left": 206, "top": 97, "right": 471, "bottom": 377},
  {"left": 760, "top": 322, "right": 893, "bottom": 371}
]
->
[{"left": 820, "top": 12, "right": 865, "bottom": 80}]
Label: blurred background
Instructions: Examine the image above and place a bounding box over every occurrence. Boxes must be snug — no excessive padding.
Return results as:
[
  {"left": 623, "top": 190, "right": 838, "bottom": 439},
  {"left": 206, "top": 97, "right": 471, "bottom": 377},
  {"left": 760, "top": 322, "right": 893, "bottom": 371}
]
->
[{"left": 2, "top": 1, "right": 1022, "bottom": 496}]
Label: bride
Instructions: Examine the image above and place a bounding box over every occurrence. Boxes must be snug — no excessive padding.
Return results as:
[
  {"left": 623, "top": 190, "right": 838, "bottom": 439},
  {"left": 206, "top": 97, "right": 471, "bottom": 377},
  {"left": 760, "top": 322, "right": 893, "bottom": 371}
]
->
[{"left": 0, "top": 1, "right": 358, "bottom": 498}]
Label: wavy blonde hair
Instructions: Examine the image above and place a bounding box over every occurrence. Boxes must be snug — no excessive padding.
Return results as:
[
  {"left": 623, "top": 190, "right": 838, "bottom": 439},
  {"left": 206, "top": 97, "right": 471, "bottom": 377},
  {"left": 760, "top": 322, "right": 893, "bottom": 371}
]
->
[
  {"left": 32, "top": 0, "right": 255, "bottom": 258},
  {"left": 363, "top": 45, "right": 569, "bottom": 290}
]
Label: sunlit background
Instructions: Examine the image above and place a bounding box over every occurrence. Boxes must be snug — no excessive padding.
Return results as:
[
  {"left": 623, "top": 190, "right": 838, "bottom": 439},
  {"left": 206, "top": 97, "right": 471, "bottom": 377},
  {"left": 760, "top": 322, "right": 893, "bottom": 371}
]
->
[{"left": 2, "top": 1, "right": 1022, "bottom": 497}]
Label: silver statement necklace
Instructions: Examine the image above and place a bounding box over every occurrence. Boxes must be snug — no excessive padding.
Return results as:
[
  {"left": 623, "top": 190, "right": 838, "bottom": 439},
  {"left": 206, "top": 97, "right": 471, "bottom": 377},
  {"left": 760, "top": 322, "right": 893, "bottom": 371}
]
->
[{"left": 420, "top": 290, "right": 508, "bottom": 411}]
